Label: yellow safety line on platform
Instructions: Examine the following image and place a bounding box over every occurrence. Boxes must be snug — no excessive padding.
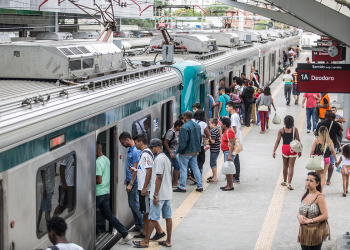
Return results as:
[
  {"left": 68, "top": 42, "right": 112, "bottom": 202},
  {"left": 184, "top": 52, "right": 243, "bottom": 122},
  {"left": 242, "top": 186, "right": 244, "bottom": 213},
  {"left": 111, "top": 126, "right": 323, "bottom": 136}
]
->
[{"left": 254, "top": 99, "right": 306, "bottom": 250}]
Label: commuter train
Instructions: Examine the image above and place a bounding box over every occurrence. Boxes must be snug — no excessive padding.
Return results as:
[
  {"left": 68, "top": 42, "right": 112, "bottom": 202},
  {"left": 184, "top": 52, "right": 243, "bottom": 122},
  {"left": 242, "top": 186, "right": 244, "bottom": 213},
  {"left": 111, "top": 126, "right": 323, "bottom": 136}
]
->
[{"left": 0, "top": 32, "right": 299, "bottom": 250}]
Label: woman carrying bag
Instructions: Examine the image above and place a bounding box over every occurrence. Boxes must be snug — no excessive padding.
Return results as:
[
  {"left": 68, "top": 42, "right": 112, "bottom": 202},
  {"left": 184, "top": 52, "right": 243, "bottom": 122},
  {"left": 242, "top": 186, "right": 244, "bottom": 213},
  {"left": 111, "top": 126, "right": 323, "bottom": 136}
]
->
[
  {"left": 220, "top": 117, "right": 236, "bottom": 191},
  {"left": 297, "top": 172, "right": 330, "bottom": 250},
  {"left": 256, "top": 87, "right": 276, "bottom": 134},
  {"left": 310, "top": 126, "right": 337, "bottom": 192},
  {"left": 273, "top": 115, "right": 301, "bottom": 190}
]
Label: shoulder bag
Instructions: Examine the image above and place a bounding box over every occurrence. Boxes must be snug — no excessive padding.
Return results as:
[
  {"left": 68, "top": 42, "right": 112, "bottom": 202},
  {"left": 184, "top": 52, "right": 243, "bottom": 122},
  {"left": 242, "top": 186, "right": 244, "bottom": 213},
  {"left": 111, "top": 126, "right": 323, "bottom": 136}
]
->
[
  {"left": 227, "top": 128, "right": 243, "bottom": 155},
  {"left": 290, "top": 128, "right": 303, "bottom": 153},
  {"left": 305, "top": 143, "right": 326, "bottom": 171},
  {"left": 298, "top": 194, "right": 330, "bottom": 246},
  {"left": 258, "top": 105, "right": 269, "bottom": 112}
]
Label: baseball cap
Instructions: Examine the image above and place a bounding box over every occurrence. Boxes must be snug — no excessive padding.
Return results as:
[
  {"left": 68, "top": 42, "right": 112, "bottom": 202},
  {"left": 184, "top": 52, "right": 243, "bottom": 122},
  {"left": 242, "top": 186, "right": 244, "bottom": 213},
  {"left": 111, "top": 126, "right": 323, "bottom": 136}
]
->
[{"left": 149, "top": 138, "right": 162, "bottom": 147}]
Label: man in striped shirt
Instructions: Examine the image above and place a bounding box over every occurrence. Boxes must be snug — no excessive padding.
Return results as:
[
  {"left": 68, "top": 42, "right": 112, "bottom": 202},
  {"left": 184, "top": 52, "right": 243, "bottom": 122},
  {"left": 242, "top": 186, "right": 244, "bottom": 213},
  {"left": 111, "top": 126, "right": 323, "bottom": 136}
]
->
[{"left": 54, "top": 154, "right": 75, "bottom": 217}]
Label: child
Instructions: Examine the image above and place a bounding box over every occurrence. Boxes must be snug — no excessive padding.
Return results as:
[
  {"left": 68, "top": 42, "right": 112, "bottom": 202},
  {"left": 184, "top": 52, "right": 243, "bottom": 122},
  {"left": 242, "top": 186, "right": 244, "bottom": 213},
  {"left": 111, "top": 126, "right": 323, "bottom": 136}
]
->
[
  {"left": 255, "top": 88, "right": 263, "bottom": 126},
  {"left": 335, "top": 144, "right": 350, "bottom": 197},
  {"left": 207, "top": 118, "right": 221, "bottom": 183}
]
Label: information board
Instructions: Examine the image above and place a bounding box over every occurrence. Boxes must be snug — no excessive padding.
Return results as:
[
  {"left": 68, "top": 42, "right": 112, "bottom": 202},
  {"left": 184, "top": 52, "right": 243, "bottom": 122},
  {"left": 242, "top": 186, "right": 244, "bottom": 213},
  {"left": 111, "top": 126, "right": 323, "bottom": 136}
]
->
[
  {"left": 312, "top": 47, "right": 345, "bottom": 62},
  {"left": 297, "top": 63, "right": 350, "bottom": 93}
]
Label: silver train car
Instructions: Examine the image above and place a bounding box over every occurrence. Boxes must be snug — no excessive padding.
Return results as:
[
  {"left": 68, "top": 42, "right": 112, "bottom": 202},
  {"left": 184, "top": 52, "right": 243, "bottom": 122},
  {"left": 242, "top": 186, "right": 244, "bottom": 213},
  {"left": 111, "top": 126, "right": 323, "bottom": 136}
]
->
[{"left": 0, "top": 60, "right": 182, "bottom": 249}]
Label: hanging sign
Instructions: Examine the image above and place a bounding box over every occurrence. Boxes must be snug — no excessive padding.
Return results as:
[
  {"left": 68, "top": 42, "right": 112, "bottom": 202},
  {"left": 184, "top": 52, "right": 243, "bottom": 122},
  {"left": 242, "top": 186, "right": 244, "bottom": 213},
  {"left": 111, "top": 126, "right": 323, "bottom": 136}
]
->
[
  {"left": 297, "top": 63, "right": 350, "bottom": 93},
  {"left": 312, "top": 47, "right": 344, "bottom": 62}
]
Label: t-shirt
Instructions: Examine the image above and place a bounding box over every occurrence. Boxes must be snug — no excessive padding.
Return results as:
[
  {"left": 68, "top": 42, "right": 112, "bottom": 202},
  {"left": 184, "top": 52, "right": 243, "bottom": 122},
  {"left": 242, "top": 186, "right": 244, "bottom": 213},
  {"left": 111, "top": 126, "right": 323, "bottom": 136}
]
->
[
  {"left": 137, "top": 148, "right": 154, "bottom": 191},
  {"left": 40, "top": 164, "right": 55, "bottom": 194},
  {"left": 303, "top": 93, "right": 320, "bottom": 108},
  {"left": 96, "top": 155, "right": 111, "bottom": 196},
  {"left": 46, "top": 243, "right": 84, "bottom": 250},
  {"left": 209, "top": 95, "right": 213, "bottom": 118},
  {"left": 218, "top": 94, "right": 230, "bottom": 117},
  {"left": 192, "top": 119, "right": 207, "bottom": 146},
  {"left": 335, "top": 114, "right": 343, "bottom": 122},
  {"left": 59, "top": 155, "right": 75, "bottom": 187},
  {"left": 319, "top": 94, "right": 330, "bottom": 119},
  {"left": 209, "top": 128, "right": 220, "bottom": 153},
  {"left": 288, "top": 50, "right": 293, "bottom": 58},
  {"left": 307, "top": 61, "right": 311, "bottom": 63},
  {"left": 221, "top": 129, "right": 235, "bottom": 152},
  {"left": 165, "top": 127, "right": 179, "bottom": 152},
  {"left": 283, "top": 74, "right": 293, "bottom": 84},
  {"left": 316, "top": 120, "right": 341, "bottom": 147},
  {"left": 150, "top": 153, "right": 172, "bottom": 201},
  {"left": 292, "top": 73, "right": 298, "bottom": 90},
  {"left": 235, "top": 85, "right": 243, "bottom": 97},
  {"left": 126, "top": 145, "right": 141, "bottom": 184},
  {"left": 230, "top": 113, "right": 242, "bottom": 142}
]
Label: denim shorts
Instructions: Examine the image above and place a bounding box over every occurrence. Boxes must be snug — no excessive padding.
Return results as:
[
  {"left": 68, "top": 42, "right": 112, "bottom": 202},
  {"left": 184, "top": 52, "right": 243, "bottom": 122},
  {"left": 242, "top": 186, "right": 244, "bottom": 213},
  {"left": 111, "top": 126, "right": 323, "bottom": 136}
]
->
[
  {"left": 210, "top": 152, "right": 220, "bottom": 168},
  {"left": 149, "top": 200, "right": 172, "bottom": 221},
  {"left": 223, "top": 151, "right": 236, "bottom": 162},
  {"left": 330, "top": 152, "right": 336, "bottom": 165},
  {"left": 164, "top": 150, "right": 180, "bottom": 171},
  {"left": 40, "top": 192, "right": 53, "bottom": 212}
]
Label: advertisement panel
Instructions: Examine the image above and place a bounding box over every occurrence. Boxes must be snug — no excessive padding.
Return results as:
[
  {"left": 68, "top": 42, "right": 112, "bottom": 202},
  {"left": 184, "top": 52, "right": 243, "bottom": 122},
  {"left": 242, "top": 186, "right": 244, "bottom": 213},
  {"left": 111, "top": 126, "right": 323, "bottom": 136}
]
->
[{"left": 297, "top": 63, "right": 350, "bottom": 93}]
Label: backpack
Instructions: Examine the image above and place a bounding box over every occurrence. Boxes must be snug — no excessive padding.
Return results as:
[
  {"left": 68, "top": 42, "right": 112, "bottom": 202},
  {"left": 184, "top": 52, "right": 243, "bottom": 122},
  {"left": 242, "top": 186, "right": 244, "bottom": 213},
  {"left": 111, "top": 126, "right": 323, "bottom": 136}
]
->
[{"left": 161, "top": 129, "right": 176, "bottom": 146}]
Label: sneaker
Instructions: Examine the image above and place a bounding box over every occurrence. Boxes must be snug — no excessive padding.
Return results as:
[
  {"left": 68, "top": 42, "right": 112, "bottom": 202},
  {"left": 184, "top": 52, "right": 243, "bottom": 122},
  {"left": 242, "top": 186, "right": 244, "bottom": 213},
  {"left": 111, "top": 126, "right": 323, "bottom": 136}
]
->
[
  {"left": 234, "top": 179, "right": 240, "bottom": 184},
  {"left": 307, "top": 130, "right": 310, "bottom": 133},
  {"left": 195, "top": 187, "right": 203, "bottom": 192},
  {"left": 134, "top": 233, "right": 146, "bottom": 238},
  {"left": 256, "top": 122, "right": 260, "bottom": 126},
  {"left": 128, "top": 226, "right": 142, "bottom": 233},
  {"left": 150, "top": 232, "right": 166, "bottom": 241},
  {"left": 173, "top": 188, "right": 186, "bottom": 193},
  {"left": 119, "top": 233, "right": 132, "bottom": 245},
  {"left": 112, "top": 228, "right": 118, "bottom": 236},
  {"left": 232, "top": 177, "right": 237, "bottom": 183}
]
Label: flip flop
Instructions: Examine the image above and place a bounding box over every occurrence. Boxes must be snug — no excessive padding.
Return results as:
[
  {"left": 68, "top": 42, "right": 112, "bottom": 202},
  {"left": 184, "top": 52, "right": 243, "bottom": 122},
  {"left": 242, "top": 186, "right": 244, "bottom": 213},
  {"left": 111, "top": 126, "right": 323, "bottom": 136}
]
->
[
  {"left": 287, "top": 185, "right": 294, "bottom": 190},
  {"left": 158, "top": 241, "right": 172, "bottom": 247},
  {"left": 281, "top": 182, "right": 287, "bottom": 186},
  {"left": 132, "top": 241, "right": 148, "bottom": 248},
  {"left": 222, "top": 187, "right": 234, "bottom": 191},
  {"left": 207, "top": 176, "right": 213, "bottom": 180},
  {"left": 207, "top": 179, "right": 218, "bottom": 184}
]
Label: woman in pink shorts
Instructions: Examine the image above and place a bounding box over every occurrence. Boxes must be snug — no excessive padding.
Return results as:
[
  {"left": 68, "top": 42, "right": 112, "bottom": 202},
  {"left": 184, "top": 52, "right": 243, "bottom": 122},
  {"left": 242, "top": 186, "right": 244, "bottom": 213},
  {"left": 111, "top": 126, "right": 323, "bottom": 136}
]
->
[
  {"left": 273, "top": 115, "right": 301, "bottom": 190},
  {"left": 310, "top": 126, "right": 337, "bottom": 192}
]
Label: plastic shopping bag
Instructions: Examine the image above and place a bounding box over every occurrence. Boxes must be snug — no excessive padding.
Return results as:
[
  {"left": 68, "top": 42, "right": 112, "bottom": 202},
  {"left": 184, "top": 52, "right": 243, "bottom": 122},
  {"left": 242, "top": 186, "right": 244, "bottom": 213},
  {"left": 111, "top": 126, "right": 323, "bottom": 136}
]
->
[
  {"left": 272, "top": 113, "right": 281, "bottom": 125},
  {"left": 336, "top": 165, "right": 341, "bottom": 173},
  {"left": 221, "top": 161, "right": 236, "bottom": 175}
]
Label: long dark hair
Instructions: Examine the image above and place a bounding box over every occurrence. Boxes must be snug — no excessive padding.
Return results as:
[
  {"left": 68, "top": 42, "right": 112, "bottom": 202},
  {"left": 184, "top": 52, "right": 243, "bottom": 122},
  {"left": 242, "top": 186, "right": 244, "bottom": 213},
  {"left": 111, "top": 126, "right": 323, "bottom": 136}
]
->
[
  {"left": 301, "top": 172, "right": 322, "bottom": 201},
  {"left": 193, "top": 109, "right": 206, "bottom": 122}
]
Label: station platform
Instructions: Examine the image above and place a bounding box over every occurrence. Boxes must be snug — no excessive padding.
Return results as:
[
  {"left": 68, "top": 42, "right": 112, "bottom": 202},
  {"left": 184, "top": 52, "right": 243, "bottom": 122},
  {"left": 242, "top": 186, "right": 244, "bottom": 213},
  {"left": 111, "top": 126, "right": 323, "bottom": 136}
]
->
[{"left": 112, "top": 53, "right": 346, "bottom": 250}]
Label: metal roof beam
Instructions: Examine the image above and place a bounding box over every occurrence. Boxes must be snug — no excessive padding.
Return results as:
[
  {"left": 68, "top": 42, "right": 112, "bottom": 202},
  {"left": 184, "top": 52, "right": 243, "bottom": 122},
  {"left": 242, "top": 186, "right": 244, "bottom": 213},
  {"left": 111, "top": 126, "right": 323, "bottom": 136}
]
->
[
  {"left": 217, "top": 0, "right": 326, "bottom": 35},
  {"left": 263, "top": 0, "right": 350, "bottom": 46}
]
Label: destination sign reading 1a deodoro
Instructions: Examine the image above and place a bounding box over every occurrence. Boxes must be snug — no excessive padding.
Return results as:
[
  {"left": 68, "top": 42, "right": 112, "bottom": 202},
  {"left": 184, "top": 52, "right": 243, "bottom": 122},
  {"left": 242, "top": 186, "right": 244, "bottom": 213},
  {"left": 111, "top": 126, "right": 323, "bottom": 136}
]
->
[{"left": 297, "top": 63, "right": 350, "bottom": 93}]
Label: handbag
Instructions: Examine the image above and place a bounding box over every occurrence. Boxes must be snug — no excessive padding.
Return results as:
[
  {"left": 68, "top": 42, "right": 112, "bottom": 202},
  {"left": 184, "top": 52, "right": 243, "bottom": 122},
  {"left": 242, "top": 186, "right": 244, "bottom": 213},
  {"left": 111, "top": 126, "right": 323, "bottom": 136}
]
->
[
  {"left": 226, "top": 128, "right": 241, "bottom": 155},
  {"left": 258, "top": 104, "right": 269, "bottom": 111},
  {"left": 298, "top": 194, "right": 330, "bottom": 246},
  {"left": 272, "top": 113, "right": 281, "bottom": 125},
  {"left": 290, "top": 128, "right": 303, "bottom": 153},
  {"left": 305, "top": 143, "right": 327, "bottom": 171},
  {"left": 221, "top": 161, "right": 236, "bottom": 175}
]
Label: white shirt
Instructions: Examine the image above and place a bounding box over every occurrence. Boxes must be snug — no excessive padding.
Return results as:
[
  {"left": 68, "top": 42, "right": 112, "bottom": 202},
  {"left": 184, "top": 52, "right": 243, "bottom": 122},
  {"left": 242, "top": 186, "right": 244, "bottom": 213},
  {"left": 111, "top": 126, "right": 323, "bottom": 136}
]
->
[
  {"left": 46, "top": 243, "right": 84, "bottom": 250},
  {"left": 230, "top": 113, "right": 242, "bottom": 142},
  {"left": 192, "top": 119, "right": 207, "bottom": 136},
  {"left": 289, "top": 49, "right": 293, "bottom": 58},
  {"left": 59, "top": 155, "right": 75, "bottom": 187},
  {"left": 341, "top": 156, "right": 350, "bottom": 167},
  {"left": 235, "top": 85, "right": 243, "bottom": 97},
  {"left": 137, "top": 148, "right": 154, "bottom": 191}
]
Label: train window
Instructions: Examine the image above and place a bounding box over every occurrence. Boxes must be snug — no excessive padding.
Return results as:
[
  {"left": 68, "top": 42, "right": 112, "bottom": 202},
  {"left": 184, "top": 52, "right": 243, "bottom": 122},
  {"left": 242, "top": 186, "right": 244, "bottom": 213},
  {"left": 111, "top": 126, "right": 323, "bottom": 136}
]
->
[
  {"left": 132, "top": 115, "right": 151, "bottom": 144},
  {"left": 36, "top": 153, "right": 76, "bottom": 238},
  {"left": 242, "top": 65, "right": 246, "bottom": 75},
  {"left": 209, "top": 80, "right": 215, "bottom": 97},
  {"left": 82, "top": 58, "right": 94, "bottom": 69},
  {"left": 229, "top": 71, "right": 233, "bottom": 86},
  {"left": 235, "top": 70, "right": 240, "bottom": 77},
  {"left": 272, "top": 53, "right": 275, "bottom": 67},
  {"left": 161, "top": 101, "right": 173, "bottom": 136},
  {"left": 0, "top": 180, "right": 3, "bottom": 250},
  {"left": 253, "top": 60, "right": 255, "bottom": 68},
  {"left": 69, "top": 60, "right": 81, "bottom": 71}
]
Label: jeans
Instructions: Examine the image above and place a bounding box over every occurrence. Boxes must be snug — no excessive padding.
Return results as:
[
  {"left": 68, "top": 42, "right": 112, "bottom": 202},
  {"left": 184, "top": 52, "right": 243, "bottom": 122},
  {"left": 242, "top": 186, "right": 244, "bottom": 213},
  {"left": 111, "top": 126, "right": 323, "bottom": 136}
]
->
[
  {"left": 210, "top": 151, "right": 220, "bottom": 168},
  {"left": 256, "top": 112, "right": 260, "bottom": 124},
  {"left": 284, "top": 84, "right": 292, "bottom": 104},
  {"left": 233, "top": 154, "right": 240, "bottom": 180},
  {"left": 289, "top": 57, "right": 293, "bottom": 66},
  {"left": 306, "top": 107, "right": 317, "bottom": 131},
  {"left": 240, "top": 103, "right": 245, "bottom": 121},
  {"left": 96, "top": 194, "right": 128, "bottom": 238},
  {"left": 258, "top": 111, "right": 268, "bottom": 132},
  {"left": 164, "top": 150, "right": 180, "bottom": 171},
  {"left": 223, "top": 151, "right": 236, "bottom": 163},
  {"left": 244, "top": 103, "right": 253, "bottom": 126},
  {"left": 179, "top": 154, "right": 203, "bottom": 190},
  {"left": 126, "top": 184, "right": 143, "bottom": 228}
]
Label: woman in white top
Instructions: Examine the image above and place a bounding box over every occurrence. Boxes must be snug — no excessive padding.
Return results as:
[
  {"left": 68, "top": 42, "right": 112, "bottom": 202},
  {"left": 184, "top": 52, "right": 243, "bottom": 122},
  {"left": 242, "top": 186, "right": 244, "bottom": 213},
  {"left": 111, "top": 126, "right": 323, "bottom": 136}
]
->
[{"left": 193, "top": 110, "right": 214, "bottom": 174}]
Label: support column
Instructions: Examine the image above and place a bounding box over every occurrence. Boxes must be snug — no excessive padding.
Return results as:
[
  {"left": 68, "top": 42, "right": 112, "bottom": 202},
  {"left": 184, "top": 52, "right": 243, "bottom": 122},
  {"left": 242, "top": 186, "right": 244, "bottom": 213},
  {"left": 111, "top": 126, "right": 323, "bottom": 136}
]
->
[
  {"left": 55, "top": 12, "right": 58, "bottom": 32},
  {"left": 49, "top": 12, "right": 55, "bottom": 32},
  {"left": 342, "top": 48, "right": 350, "bottom": 136}
]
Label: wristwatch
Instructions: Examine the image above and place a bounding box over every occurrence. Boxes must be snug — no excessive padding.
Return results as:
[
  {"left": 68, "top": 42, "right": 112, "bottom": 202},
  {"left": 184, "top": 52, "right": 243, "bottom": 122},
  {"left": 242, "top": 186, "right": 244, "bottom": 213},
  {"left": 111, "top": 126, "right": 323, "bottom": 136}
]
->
[
  {"left": 130, "top": 183, "right": 134, "bottom": 186},
  {"left": 153, "top": 195, "right": 158, "bottom": 199}
]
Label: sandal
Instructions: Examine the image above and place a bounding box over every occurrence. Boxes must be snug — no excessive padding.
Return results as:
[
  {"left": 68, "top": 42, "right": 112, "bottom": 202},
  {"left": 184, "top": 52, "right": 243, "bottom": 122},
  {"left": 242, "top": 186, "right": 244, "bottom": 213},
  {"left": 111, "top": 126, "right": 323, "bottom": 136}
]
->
[
  {"left": 281, "top": 182, "right": 287, "bottom": 186},
  {"left": 207, "top": 179, "right": 218, "bottom": 184},
  {"left": 326, "top": 182, "right": 331, "bottom": 185},
  {"left": 207, "top": 176, "right": 213, "bottom": 180},
  {"left": 158, "top": 241, "right": 172, "bottom": 247},
  {"left": 222, "top": 187, "right": 234, "bottom": 191},
  {"left": 260, "top": 131, "right": 265, "bottom": 134},
  {"left": 287, "top": 185, "right": 294, "bottom": 190},
  {"left": 132, "top": 241, "right": 148, "bottom": 248}
]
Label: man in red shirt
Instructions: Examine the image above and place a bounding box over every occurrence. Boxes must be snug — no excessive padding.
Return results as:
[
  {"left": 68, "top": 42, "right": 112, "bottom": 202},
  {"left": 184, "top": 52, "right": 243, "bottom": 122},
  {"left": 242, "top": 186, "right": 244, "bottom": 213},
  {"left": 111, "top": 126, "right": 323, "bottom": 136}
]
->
[
  {"left": 302, "top": 93, "right": 320, "bottom": 133},
  {"left": 306, "top": 57, "right": 311, "bottom": 63}
]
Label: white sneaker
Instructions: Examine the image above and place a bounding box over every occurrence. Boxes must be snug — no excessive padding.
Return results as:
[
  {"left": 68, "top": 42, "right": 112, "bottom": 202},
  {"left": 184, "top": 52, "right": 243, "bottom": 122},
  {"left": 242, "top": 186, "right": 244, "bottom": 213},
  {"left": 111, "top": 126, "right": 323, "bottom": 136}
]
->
[
  {"left": 119, "top": 233, "right": 132, "bottom": 245},
  {"left": 307, "top": 130, "right": 310, "bottom": 133},
  {"left": 112, "top": 228, "right": 118, "bottom": 236}
]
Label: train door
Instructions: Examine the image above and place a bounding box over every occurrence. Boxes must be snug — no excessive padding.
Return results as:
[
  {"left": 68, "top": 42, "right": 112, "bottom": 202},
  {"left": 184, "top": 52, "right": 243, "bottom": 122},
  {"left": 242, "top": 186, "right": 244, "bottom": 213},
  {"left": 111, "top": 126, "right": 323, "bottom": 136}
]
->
[
  {"left": 262, "top": 56, "right": 265, "bottom": 86},
  {"left": 0, "top": 180, "right": 3, "bottom": 250},
  {"left": 161, "top": 101, "right": 173, "bottom": 136},
  {"left": 200, "top": 84, "right": 206, "bottom": 112},
  {"left": 96, "top": 128, "right": 116, "bottom": 247},
  {"left": 209, "top": 79, "right": 216, "bottom": 118}
]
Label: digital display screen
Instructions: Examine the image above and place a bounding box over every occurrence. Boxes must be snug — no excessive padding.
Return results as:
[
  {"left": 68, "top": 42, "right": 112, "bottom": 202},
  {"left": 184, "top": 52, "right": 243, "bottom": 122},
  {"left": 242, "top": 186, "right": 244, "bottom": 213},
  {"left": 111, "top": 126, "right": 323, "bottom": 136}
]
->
[{"left": 49, "top": 133, "right": 66, "bottom": 150}]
